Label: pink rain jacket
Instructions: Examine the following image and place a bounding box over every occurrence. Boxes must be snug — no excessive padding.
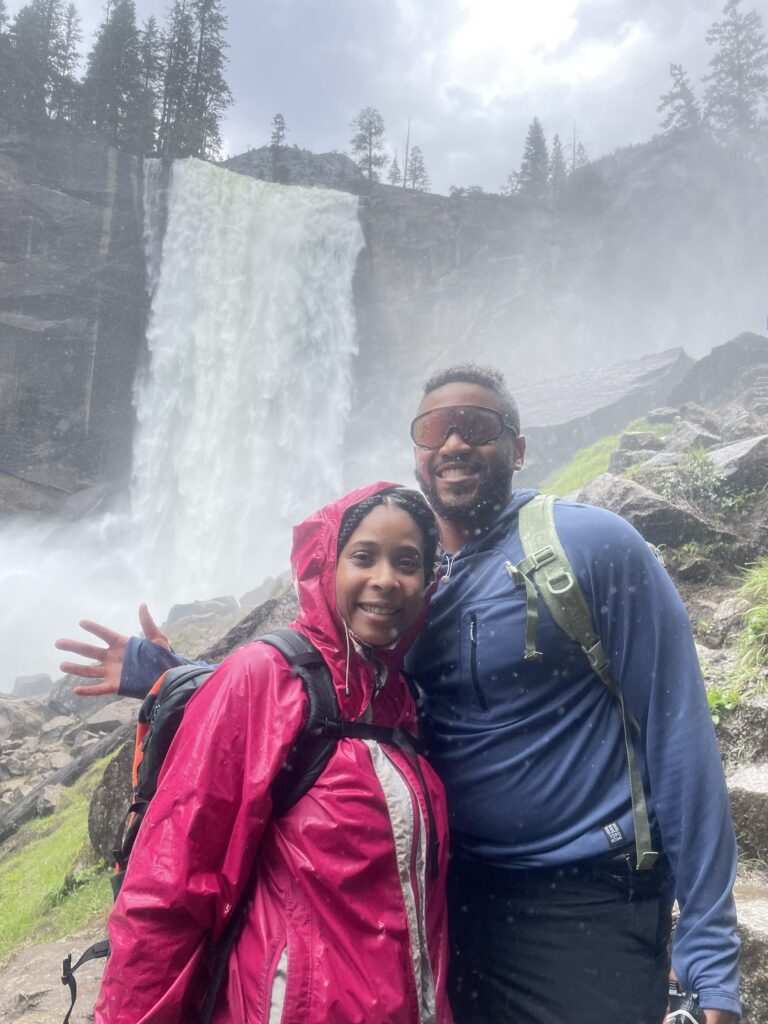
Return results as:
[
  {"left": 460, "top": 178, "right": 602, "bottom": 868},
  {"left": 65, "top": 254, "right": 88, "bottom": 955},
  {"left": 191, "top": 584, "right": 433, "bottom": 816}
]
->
[{"left": 94, "top": 483, "right": 452, "bottom": 1024}]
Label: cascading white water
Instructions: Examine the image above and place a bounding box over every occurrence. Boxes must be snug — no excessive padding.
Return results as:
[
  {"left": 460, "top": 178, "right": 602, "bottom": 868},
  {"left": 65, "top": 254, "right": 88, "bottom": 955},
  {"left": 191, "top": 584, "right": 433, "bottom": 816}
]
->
[
  {"left": 131, "top": 158, "right": 365, "bottom": 600},
  {"left": 0, "top": 160, "right": 364, "bottom": 688}
]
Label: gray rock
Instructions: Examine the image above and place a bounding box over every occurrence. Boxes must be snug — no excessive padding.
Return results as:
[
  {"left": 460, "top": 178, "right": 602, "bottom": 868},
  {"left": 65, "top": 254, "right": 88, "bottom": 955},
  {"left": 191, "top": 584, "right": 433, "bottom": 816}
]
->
[
  {"left": 0, "top": 127, "right": 146, "bottom": 515},
  {"left": 84, "top": 699, "right": 138, "bottom": 733},
  {"left": 240, "top": 571, "right": 291, "bottom": 608},
  {"left": 88, "top": 742, "right": 133, "bottom": 862},
  {"left": 617, "top": 431, "right": 666, "bottom": 451},
  {"left": 607, "top": 449, "right": 654, "bottom": 475},
  {"left": 728, "top": 763, "right": 768, "bottom": 862},
  {"left": 708, "top": 434, "right": 768, "bottom": 490},
  {"left": 40, "top": 714, "right": 74, "bottom": 738},
  {"left": 678, "top": 401, "right": 721, "bottom": 434},
  {"left": 736, "top": 884, "right": 768, "bottom": 1024},
  {"left": 12, "top": 674, "right": 52, "bottom": 699},
  {"left": 664, "top": 420, "right": 721, "bottom": 451},
  {"left": 645, "top": 407, "right": 678, "bottom": 423},
  {"left": 166, "top": 595, "right": 239, "bottom": 627},
  {"left": 36, "top": 784, "right": 65, "bottom": 817},
  {"left": 574, "top": 474, "right": 734, "bottom": 547},
  {"left": 48, "top": 675, "right": 122, "bottom": 720},
  {"left": 669, "top": 332, "right": 768, "bottom": 406},
  {"left": 0, "top": 697, "right": 46, "bottom": 743},
  {"left": 710, "top": 595, "right": 751, "bottom": 645},
  {"left": 45, "top": 749, "right": 74, "bottom": 772},
  {"left": 222, "top": 145, "right": 367, "bottom": 194}
]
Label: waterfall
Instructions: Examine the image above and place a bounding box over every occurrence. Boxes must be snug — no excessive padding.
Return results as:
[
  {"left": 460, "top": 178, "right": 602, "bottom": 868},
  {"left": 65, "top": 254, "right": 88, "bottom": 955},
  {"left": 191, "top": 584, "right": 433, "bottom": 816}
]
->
[
  {"left": 131, "top": 158, "right": 364, "bottom": 601},
  {"left": 0, "top": 160, "right": 364, "bottom": 688}
]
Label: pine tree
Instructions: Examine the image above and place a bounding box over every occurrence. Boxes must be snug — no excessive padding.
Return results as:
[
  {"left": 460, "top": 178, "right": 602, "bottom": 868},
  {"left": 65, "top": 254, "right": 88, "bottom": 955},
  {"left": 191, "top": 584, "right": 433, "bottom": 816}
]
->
[
  {"left": 405, "top": 145, "right": 429, "bottom": 191},
  {"left": 157, "top": 0, "right": 196, "bottom": 157},
  {"left": 136, "top": 16, "right": 162, "bottom": 151},
  {"left": 270, "top": 112, "right": 289, "bottom": 183},
  {"left": 509, "top": 117, "right": 549, "bottom": 199},
  {"left": 158, "top": 0, "right": 230, "bottom": 159},
  {"left": 81, "top": 0, "right": 150, "bottom": 151},
  {"left": 0, "top": 0, "right": 15, "bottom": 120},
  {"left": 49, "top": 2, "right": 81, "bottom": 121},
  {"left": 350, "top": 106, "right": 387, "bottom": 182},
  {"left": 186, "top": 0, "right": 231, "bottom": 158},
  {"left": 388, "top": 151, "right": 402, "bottom": 185},
  {"left": 657, "top": 63, "right": 703, "bottom": 134},
  {"left": 9, "top": 0, "right": 65, "bottom": 122},
  {"left": 549, "top": 133, "right": 567, "bottom": 197},
  {"left": 572, "top": 140, "right": 589, "bottom": 172},
  {"left": 704, "top": 0, "right": 768, "bottom": 146}
]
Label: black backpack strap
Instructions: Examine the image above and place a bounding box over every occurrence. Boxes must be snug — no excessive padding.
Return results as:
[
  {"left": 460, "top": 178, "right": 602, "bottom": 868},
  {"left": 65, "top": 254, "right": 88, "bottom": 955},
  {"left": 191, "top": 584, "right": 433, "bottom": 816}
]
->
[{"left": 61, "top": 940, "right": 110, "bottom": 1024}]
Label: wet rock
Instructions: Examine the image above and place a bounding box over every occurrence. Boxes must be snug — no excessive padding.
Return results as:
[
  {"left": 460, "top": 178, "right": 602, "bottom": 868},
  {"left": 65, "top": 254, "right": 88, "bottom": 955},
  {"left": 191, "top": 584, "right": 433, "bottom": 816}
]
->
[
  {"left": 708, "top": 434, "right": 768, "bottom": 491},
  {"left": 12, "top": 674, "right": 52, "bottom": 699},
  {"left": 728, "top": 763, "right": 768, "bottom": 862},
  {"left": 645, "top": 407, "right": 678, "bottom": 423},
  {"left": 735, "top": 682, "right": 768, "bottom": 738},
  {"left": 617, "top": 431, "right": 666, "bottom": 451},
  {"left": 36, "top": 784, "right": 64, "bottom": 817},
  {"left": 678, "top": 402, "right": 721, "bottom": 435},
  {"left": 574, "top": 474, "right": 735, "bottom": 548},
  {"left": 669, "top": 332, "right": 768, "bottom": 406},
  {"left": 88, "top": 742, "right": 133, "bottom": 863},
  {"left": 45, "top": 749, "right": 74, "bottom": 772},
  {"left": 736, "top": 884, "right": 768, "bottom": 1024},
  {"left": 48, "top": 675, "right": 121, "bottom": 720},
  {"left": 664, "top": 420, "right": 721, "bottom": 451},
  {"left": 166, "top": 595, "right": 239, "bottom": 626},
  {"left": 0, "top": 697, "right": 46, "bottom": 743},
  {"left": 84, "top": 699, "right": 138, "bottom": 733},
  {"left": 710, "top": 595, "right": 751, "bottom": 645},
  {"left": 607, "top": 449, "right": 653, "bottom": 475},
  {"left": 40, "top": 715, "right": 74, "bottom": 738}
]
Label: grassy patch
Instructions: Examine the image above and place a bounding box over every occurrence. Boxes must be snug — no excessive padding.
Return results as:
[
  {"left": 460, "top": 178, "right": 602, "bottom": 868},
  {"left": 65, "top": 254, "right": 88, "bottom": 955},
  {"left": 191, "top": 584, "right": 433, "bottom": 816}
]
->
[
  {"left": 541, "top": 418, "right": 673, "bottom": 497},
  {"left": 707, "top": 684, "right": 742, "bottom": 724},
  {"left": 732, "top": 557, "right": 768, "bottom": 693},
  {"left": 0, "top": 757, "right": 114, "bottom": 964}
]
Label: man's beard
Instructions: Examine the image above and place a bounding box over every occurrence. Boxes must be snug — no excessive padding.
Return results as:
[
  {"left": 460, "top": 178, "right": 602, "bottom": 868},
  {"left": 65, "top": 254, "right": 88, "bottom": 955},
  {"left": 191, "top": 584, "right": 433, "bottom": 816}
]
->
[{"left": 415, "top": 457, "right": 515, "bottom": 524}]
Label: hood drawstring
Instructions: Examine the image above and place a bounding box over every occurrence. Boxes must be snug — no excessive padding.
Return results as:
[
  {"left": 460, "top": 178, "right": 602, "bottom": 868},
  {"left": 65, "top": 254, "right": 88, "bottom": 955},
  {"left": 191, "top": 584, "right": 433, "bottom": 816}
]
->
[{"left": 343, "top": 621, "right": 352, "bottom": 697}]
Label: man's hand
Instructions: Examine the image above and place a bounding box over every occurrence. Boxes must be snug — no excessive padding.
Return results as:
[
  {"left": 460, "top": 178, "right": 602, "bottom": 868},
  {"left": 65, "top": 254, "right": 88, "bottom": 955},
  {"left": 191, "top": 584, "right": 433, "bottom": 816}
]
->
[{"left": 55, "top": 604, "right": 169, "bottom": 696}]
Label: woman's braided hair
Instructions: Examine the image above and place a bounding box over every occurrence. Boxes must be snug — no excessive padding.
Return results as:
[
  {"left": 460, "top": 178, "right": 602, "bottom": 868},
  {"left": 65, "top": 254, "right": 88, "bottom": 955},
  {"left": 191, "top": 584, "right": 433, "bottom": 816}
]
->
[{"left": 337, "top": 486, "right": 440, "bottom": 580}]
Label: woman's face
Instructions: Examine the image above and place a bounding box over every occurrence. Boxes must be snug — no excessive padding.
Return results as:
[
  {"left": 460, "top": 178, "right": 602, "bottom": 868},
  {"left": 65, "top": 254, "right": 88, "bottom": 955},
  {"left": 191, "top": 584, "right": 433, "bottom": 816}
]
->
[{"left": 335, "top": 504, "right": 427, "bottom": 648}]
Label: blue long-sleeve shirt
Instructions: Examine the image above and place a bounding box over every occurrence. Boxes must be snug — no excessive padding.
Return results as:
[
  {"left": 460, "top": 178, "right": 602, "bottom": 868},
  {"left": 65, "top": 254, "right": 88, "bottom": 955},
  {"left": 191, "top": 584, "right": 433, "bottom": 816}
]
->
[
  {"left": 406, "top": 489, "right": 740, "bottom": 1014},
  {"left": 121, "top": 489, "right": 740, "bottom": 1013}
]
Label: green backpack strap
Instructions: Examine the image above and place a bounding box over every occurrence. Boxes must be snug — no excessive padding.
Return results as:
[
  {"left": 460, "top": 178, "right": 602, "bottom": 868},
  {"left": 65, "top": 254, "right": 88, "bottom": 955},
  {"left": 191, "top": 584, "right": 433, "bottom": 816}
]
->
[{"left": 508, "top": 493, "right": 658, "bottom": 871}]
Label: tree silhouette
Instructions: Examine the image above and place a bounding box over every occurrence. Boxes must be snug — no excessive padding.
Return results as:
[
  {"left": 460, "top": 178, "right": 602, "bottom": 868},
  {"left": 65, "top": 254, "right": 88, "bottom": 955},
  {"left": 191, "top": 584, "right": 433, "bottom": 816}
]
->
[
  {"left": 509, "top": 117, "right": 549, "bottom": 199},
  {"left": 405, "top": 145, "right": 429, "bottom": 191},
  {"left": 350, "top": 106, "right": 387, "bottom": 182},
  {"left": 658, "top": 63, "right": 703, "bottom": 133},
  {"left": 704, "top": 0, "right": 768, "bottom": 148}
]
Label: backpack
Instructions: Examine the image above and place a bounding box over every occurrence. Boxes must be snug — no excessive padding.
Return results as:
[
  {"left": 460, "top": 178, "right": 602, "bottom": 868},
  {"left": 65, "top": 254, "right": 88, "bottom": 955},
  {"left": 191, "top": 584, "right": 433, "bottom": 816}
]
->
[
  {"left": 508, "top": 493, "right": 659, "bottom": 872},
  {"left": 61, "top": 627, "right": 424, "bottom": 1024}
]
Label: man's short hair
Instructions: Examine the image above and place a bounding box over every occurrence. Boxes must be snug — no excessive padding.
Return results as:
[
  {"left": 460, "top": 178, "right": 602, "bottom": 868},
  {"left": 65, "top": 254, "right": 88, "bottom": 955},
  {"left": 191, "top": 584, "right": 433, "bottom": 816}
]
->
[{"left": 422, "top": 364, "right": 521, "bottom": 435}]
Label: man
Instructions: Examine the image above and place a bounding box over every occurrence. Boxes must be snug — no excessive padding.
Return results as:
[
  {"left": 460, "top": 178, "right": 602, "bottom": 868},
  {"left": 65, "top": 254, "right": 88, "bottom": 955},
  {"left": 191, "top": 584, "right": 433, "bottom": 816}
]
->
[{"left": 59, "top": 364, "right": 740, "bottom": 1024}]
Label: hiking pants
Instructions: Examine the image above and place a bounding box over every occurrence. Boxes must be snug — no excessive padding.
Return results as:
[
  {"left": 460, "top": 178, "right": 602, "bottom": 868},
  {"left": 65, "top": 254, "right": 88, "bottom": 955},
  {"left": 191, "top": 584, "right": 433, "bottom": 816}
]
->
[{"left": 447, "top": 852, "right": 672, "bottom": 1024}]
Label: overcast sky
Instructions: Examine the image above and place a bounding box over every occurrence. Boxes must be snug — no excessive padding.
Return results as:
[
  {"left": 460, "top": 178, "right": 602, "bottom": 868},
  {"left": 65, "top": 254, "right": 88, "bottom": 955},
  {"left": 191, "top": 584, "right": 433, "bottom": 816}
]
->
[{"left": 8, "top": 0, "right": 768, "bottom": 192}]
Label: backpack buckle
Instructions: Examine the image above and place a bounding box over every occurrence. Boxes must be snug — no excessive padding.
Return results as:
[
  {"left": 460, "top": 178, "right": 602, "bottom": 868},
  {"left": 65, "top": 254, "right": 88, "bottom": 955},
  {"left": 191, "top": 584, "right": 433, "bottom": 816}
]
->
[{"left": 546, "top": 571, "right": 574, "bottom": 595}]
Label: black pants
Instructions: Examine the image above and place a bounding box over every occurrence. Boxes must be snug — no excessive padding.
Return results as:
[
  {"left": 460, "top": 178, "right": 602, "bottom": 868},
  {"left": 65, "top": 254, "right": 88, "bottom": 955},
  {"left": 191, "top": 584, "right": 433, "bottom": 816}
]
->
[{"left": 447, "top": 853, "right": 672, "bottom": 1024}]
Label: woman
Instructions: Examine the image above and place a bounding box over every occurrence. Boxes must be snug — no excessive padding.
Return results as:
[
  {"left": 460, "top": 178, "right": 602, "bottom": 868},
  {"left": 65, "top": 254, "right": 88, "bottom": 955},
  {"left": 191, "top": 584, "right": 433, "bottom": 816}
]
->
[{"left": 88, "top": 482, "right": 451, "bottom": 1024}]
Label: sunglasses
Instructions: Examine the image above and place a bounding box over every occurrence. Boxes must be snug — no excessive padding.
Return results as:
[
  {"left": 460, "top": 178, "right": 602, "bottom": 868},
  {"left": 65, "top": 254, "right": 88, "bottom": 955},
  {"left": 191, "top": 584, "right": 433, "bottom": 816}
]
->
[{"left": 410, "top": 405, "right": 515, "bottom": 450}]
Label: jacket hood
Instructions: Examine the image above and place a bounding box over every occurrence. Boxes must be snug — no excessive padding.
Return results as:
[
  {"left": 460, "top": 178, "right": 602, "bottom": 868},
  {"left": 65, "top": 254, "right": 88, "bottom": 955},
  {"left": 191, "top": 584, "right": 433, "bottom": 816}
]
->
[{"left": 290, "top": 482, "right": 433, "bottom": 710}]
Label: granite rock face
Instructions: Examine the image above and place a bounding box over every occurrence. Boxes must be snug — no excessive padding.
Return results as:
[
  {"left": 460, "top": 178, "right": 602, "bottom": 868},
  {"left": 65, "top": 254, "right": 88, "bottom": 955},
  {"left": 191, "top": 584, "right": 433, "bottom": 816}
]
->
[
  {"left": 0, "top": 123, "right": 146, "bottom": 515},
  {"left": 222, "top": 145, "right": 366, "bottom": 194}
]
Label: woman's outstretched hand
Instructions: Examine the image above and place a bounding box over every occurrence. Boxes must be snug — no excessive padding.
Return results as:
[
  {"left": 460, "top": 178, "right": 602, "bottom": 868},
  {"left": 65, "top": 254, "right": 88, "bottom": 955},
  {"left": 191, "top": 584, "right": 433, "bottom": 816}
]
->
[{"left": 55, "top": 603, "right": 170, "bottom": 696}]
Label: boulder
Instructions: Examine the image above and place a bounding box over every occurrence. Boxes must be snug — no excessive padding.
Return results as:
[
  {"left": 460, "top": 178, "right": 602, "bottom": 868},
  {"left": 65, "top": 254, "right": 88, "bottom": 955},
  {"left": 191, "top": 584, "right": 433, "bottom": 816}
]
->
[
  {"left": 728, "top": 763, "right": 768, "bottom": 862},
  {"left": 0, "top": 696, "right": 46, "bottom": 743},
  {"left": 669, "top": 332, "right": 768, "bottom": 406},
  {"left": 84, "top": 699, "right": 138, "bottom": 733},
  {"left": 87, "top": 742, "right": 133, "bottom": 863},
  {"left": 664, "top": 421, "right": 721, "bottom": 451},
  {"left": 617, "top": 431, "right": 666, "bottom": 451},
  {"left": 12, "top": 674, "right": 52, "bottom": 699},
  {"left": 166, "top": 595, "right": 239, "bottom": 627},
  {"left": 607, "top": 449, "right": 653, "bottom": 475},
  {"left": 40, "top": 714, "right": 74, "bottom": 739},
  {"left": 708, "top": 435, "right": 768, "bottom": 491},
  {"left": 678, "top": 402, "right": 721, "bottom": 435},
  {"left": 736, "top": 884, "right": 768, "bottom": 1024},
  {"left": 48, "top": 675, "right": 121, "bottom": 720},
  {"left": 645, "top": 407, "right": 678, "bottom": 423},
  {"left": 574, "top": 474, "right": 735, "bottom": 548},
  {"left": 36, "top": 784, "right": 65, "bottom": 817}
]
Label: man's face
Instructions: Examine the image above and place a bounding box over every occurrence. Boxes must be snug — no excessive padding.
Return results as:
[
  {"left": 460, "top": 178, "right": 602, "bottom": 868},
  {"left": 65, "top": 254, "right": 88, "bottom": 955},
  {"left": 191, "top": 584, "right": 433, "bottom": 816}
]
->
[{"left": 412, "top": 382, "right": 526, "bottom": 526}]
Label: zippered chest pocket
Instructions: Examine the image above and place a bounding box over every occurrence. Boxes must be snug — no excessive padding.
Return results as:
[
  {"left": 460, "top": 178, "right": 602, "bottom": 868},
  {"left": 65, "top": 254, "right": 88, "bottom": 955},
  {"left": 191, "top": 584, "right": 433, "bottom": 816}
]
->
[{"left": 459, "top": 599, "right": 528, "bottom": 715}]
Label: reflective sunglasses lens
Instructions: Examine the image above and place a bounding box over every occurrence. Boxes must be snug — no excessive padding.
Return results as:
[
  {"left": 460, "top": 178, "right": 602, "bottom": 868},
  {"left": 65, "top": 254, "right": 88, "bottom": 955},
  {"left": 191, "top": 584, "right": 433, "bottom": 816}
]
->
[{"left": 410, "top": 406, "right": 505, "bottom": 449}]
